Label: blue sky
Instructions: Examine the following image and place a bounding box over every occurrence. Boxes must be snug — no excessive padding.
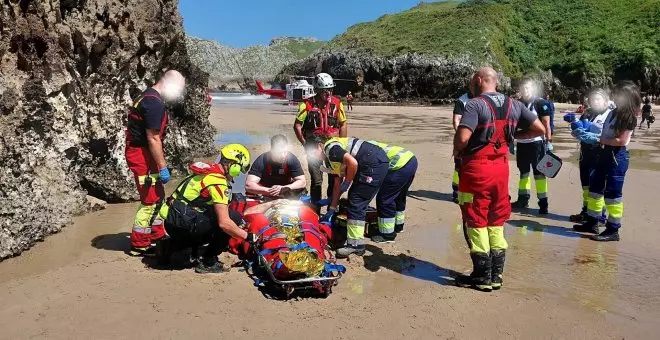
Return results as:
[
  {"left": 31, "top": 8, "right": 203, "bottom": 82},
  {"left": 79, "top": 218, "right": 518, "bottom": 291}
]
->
[{"left": 179, "top": 0, "right": 441, "bottom": 48}]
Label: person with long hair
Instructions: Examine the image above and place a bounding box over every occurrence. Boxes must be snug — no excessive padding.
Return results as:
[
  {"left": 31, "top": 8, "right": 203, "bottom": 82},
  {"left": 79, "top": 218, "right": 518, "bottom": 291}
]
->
[{"left": 574, "top": 81, "right": 640, "bottom": 241}]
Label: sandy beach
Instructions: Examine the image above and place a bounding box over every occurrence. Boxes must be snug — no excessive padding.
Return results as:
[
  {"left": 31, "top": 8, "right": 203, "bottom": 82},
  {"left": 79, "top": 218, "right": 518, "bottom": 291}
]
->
[{"left": 1, "top": 101, "right": 660, "bottom": 339}]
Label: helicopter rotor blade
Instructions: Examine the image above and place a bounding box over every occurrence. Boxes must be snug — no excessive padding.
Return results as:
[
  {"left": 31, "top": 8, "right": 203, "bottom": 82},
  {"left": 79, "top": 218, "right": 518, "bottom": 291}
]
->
[{"left": 285, "top": 75, "right": 356, "bottom": 82}]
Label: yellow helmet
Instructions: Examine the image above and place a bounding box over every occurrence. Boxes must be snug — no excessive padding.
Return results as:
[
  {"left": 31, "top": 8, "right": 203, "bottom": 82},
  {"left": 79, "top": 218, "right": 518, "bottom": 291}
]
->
[{"left": 220, "top": 144, "right": 250, "bottom": 177}]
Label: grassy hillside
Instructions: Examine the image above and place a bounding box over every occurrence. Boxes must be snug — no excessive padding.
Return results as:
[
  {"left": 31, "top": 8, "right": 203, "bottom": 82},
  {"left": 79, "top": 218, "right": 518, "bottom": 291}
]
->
[
  {"left": 332, "top": 0, "right": 660, "bottom": 88},
  {"left": 271, "top": 37, "right": 327, "bottom": 59}
]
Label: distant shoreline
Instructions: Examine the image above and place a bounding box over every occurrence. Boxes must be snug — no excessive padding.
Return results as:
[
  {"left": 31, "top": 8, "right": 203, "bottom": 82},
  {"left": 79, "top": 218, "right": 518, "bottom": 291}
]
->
[{"left": 209, "top": 93, "right": 591, "bottom": 107}]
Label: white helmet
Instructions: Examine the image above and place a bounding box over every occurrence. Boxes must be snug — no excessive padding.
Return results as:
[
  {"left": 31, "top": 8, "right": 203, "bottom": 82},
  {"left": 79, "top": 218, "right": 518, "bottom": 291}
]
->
[{"left": 314, "top": 73, "right": 335, "bottom": 89}]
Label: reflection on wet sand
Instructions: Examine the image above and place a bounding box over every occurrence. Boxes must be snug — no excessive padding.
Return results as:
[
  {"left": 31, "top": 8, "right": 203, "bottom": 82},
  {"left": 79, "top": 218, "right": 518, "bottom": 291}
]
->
[{"left": 2, "top": 103, "right": 660, "bottom": 338}]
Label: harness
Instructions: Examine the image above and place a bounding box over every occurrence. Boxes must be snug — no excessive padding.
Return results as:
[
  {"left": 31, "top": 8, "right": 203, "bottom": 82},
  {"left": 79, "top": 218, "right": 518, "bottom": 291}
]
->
[
  {"left": 168, "top": 174, "right": 227, "bottom": 211},
  {"left": 264, "top": 153, "right": 290, "bottom": 178},
  {"left": 126, "top": 93, "right": 168, "bottom": 147},
  {"left": 463, "top": 95, "right": 514, "bottom": 158},
  {"left": 517, "top": 98, "right": 544, "bottom": 144},
  {"left": 302, "top": 97, "right": 341, "bottom": 137},
  {"left": 260, "top": 153, "right": 293, "bottom": 187}
]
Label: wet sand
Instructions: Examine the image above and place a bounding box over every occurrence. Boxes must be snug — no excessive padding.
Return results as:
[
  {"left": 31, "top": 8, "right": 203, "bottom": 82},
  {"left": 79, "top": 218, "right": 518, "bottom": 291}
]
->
[{"left": 2, "top": 103, "right": 660, "bottom": 339}]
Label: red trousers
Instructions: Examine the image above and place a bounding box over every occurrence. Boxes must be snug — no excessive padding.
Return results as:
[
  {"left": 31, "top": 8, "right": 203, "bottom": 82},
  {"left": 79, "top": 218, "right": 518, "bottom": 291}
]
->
[
  {"left": 458, "top": 156, "right": 511, "bottom": 254},
  {"left": 125, "top": 145, "right": 166, "bottom": 248},
  {"left": 458, "top": 156, "right": 511, "bottom": 228}
]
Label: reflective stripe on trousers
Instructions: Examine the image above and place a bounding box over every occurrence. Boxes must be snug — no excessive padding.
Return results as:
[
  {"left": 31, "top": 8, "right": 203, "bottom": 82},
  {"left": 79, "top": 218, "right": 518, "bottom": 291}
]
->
[
  {"left": 518, "top": 173, "right": 531, "bottom": 197},
  {"left": 464, "top": 225, "right": 508, "bottom": 254},
  {"left": 131, "top": 202, "right": 164, "bottom": 248},
  {"left": 534, "top": 174, "right": 548, "bottom": 199},
  {"left": 395, "top": 211, "right": 405, "bottom": 225},
  {"left": 347, "top": 219, "right": 365, "bottom": 246},
  {"left": 378, "top": 217, "right": 395, "bottom": 234},
  {"left": 587, "top": 147, "right": 628, "bottom": 228},
  {"left": 452, "top": 170, "right": 459, "bottom": 191},
  {"left": 518, "top": 173, "right": 548, "bottom": 199}
]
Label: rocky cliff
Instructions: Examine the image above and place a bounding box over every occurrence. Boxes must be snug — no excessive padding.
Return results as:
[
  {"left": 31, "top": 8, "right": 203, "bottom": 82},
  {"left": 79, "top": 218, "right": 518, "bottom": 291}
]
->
[
  {"left": 277, "top": 51, "right": 511, "bottom": 103},
  {"left": 186, "top": 36, "right": 325, "bottom": 90},
  {"left": 0, "top": 0, "right": 214, "bottom": 259},
  {"left": 303, "top": 0, "right": 660, "bottom": 102}
]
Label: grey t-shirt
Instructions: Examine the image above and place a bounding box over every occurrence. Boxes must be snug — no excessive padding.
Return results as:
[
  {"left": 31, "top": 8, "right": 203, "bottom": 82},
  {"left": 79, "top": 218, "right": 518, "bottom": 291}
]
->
[{"left": 459, "top": 92, "right": 538, "bottom": 151}]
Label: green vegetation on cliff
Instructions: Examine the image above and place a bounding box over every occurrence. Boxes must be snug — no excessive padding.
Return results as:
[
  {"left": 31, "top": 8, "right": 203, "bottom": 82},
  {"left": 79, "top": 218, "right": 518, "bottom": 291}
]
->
[
  {"left": 332, "top": 0, "right": 660, "bottom": 89},
  {"left": 271, "top": 37, "right": 327, "bottom": 59}
]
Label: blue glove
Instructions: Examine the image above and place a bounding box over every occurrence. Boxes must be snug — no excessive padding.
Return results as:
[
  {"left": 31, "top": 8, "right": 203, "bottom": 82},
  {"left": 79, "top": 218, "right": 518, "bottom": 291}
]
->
[
  {"left": 509, "top": 142, "right": 516, "bottom": 155},
  {"left": 563, "top": 113, "right": 576, "bottom": 123},
  {"left": 571, "top": 127, "right": 584, "bottom": 138},
  {"left": 581, "top": 119, "right": 591, "bottom": 131},
  {"left": 546, "top": 142, "right": 554, "bottom": 152},
  {"left": 340, "top": 180, "right": 352, "bottom": 193},
  {"left": 578, "top": 130, "right": 599, "bottom": 145},
  {"left": 570, "top": 120, "right": 584, "bottom": 131},
  {"left": 159, "top": 167, "right": 171, "bottom": 184},
  {"left": 320, "top": 208, "right": 336, "bottom": 223},
  {"left": 316, "top": 198, "right": 332, "bottom": 207}
]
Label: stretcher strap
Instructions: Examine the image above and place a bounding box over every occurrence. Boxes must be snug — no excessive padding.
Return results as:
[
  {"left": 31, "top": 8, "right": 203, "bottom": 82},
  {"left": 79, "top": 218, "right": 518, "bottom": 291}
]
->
[{"left": 323, "top": 263, "right": 346, "bottom": 276}]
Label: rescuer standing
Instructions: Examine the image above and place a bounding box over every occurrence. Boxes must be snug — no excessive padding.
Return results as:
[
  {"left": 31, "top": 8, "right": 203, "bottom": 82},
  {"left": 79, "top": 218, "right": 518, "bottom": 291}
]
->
[
  {"left": 294, "top": 73, "right": 348, "bottom": 211},
  {"left": 125, "top": 70, "right": 186, "bottom": 256},
  {"left": 453, "top": 68, "right": 545, "bottom": 291}
]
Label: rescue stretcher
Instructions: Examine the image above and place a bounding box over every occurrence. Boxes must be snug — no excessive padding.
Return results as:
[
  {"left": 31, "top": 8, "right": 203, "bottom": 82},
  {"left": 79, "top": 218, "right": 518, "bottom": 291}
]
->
[
  {"left": 234, "top": 199, "right": 346, "bottom": 300},
  {"left": 244, "top": 246, "right": 344, "bottom": 299}
]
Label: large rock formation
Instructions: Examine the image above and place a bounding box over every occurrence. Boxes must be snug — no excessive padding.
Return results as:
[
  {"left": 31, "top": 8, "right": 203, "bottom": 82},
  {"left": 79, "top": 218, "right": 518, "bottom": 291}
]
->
[
  {"left": 0, "top": 0, "right": 214, "bottom": 259},
  {"left": 186, "top": 36, "right": 326, "bottom": 91},
  {"left": 278, "top": 50, "right": 512, "bottom": 103}
]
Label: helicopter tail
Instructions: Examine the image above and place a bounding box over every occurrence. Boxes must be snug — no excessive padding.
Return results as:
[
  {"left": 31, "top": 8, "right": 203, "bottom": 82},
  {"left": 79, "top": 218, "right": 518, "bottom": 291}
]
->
[{"left": 255, "top": 80, "right": 265, "bottom": 92}]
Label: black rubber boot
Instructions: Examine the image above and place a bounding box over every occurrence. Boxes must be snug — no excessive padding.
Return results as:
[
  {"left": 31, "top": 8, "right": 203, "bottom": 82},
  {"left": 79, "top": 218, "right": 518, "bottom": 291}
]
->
[
  {"left": 598, "top": 210, "right": 608, "bottom": 226},
  {"left": 573, "top": 215, "right": 599, "bottom": 234},
  {"left": 452, "top": 191, "right": 459, "bottom": 204},
  {"left": 569, "top": 207, "right": 587, "bottom": 223},
  {"left": 371, "top": 232, "right": 396, "bottom": 243},
  {"left": 336, "top": 244, "right": 366, "bottom": 258},
  {"left": 394, "top": 223, "right": 405, "bottom": 233},
  {"left": 195, "top": 258, "right": 230, "bottom": 274},
  {"left": 154, "top": 236, "right": 173, "bottom": 265},
  {"left": 129, "top": 246, "right": 156, "bottom": 257},
  {"left": 455, "top": 252, "right": 492, "bottom": 292},
  {"left": 591, "top": 224, "right": 620, "bottom": 242},
  {"left": 511, "top": 195, "right": 530, "bottom": 209},
  {"left": 490, "top": 249, "right": 506, "bottom": 290},
  {"left": 538, "top": 198, "right": 549, "bottom": 215}
]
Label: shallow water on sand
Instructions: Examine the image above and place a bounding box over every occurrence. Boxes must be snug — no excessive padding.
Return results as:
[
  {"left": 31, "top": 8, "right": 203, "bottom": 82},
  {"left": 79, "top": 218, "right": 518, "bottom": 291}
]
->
[{"left": 2, "top": 103, "right": 660, "bottom": 338}]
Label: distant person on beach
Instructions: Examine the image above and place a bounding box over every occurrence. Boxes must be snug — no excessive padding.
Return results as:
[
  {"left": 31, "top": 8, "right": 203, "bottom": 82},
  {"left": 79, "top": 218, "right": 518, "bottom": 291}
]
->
[
  {"left": 576, "top": 98, "right": 588, "bottom": 114},
  {"left": 294, "top": 73, "right": 347, "bottom": 212},
  {"left": 347, "top": 91, "right": 354, "bottom": 111},
  {"left": 544, "top": 94, "right": 556, "bottom": 134},
  {"left": 245, "top": 135, "right": 306, "bottom": 199},
  {"left": 453, "top": 67, "right": 545, "bottom": 291},
  {"left": 124, "top": 70, "right": 186, "bottom": 256},
  {"left": 639, "top": 97, "right": 653, "bottom": 129},
  {"left": 574, "top": 81, "right": 640, "bottom": 242},
  {"left": 451, "top": 92, "right": 471, "bottom": 204}
]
